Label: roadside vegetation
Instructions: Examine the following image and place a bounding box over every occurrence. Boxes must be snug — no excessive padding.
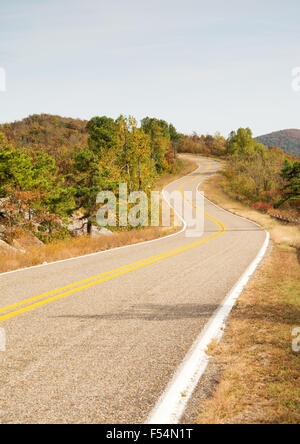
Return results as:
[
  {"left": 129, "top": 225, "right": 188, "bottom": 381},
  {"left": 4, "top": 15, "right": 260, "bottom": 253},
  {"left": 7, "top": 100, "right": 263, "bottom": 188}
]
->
[
  {"left": 0, "top": 154, "right": 196, "bottom": 273},
  {"left": 179, "top": 127, "right": 299, "bottom": 215},
  {"left": 0, "top": 226, "right": 177, "bottom": 274},
  {"left": 0, "top": 115, "right": 182, "bottom": 242},
  {"left": 196, "top": 154, "right": 300, "bottom": 424},
  {"left": 198, "top": 243, "right": 300, "bottom": 424}
]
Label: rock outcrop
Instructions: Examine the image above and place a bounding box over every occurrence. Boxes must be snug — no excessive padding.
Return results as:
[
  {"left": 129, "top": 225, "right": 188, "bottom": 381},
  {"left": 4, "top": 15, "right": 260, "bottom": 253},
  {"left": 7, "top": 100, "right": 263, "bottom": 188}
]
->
[
  {"left": 12, "top": 232, "right": 43, "bottom": 252},
  {"left": 0, "top": 240, "right": 19, "bottom": 254}
]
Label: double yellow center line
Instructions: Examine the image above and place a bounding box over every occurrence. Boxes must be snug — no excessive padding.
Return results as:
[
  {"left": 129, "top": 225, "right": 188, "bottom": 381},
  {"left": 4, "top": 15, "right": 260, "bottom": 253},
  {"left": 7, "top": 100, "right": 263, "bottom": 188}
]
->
[{"left": 0, "top": 162, "right": 226, "bottom": 323}]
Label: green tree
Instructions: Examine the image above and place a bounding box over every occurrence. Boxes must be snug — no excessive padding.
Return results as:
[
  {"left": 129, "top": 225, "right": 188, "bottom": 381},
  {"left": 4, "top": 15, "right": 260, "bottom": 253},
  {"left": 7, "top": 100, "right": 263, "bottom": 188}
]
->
[
  {"left": 115, "top": 116, "right": 153, "bottom": 191},
  {"left": 126, "top": 118, "right": 152, "bottom": 191},
  {"left": 223, "top": 129, "right": 286, "bottom": 203},
  {"left": 276, "top": 160, "right": 300, "bottom": 206},
  {"left": 168, "top": 123, "right": 180, "bottom": 159},
  {"left": 227, "top": 128, "right": 258, "bottom": 155},
  {"left": 86, "top": 116, "right": 118, "bottom": 156},
  {"left": 141, "top": 117, "right": 171, "bottom": 172},
  {"left": 0, "top": 132, "right": 75, "bottom": 237}
]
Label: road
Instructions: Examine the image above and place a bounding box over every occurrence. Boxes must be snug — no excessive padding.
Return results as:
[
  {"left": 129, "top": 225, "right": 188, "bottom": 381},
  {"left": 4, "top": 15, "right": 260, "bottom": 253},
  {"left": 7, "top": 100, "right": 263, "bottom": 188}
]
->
[{"left": 0, "top": 156, "right": 266, "bottom": 424}]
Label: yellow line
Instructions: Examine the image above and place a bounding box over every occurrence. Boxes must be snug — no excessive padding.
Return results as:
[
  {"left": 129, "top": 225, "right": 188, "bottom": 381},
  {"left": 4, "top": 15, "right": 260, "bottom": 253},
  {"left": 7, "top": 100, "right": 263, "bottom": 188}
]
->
[
  {"left": 0, "top": 232, "right": 224, "bottom": 323},
  {"left": 0, "top": 161, "right": 226, "bottom": 323}
]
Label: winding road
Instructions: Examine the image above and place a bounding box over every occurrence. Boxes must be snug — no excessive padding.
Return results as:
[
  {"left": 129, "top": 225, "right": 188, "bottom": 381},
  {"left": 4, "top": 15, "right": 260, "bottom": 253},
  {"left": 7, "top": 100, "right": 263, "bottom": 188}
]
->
[{"left": 0, "top": 156, "right": 266, "bottom": 424}]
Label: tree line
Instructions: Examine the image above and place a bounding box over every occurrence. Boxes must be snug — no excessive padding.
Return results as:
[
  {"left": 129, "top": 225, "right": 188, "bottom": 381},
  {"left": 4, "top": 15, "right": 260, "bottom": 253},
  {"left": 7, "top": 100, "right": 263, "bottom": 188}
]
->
[
  {"left": 0, "top": 115, "right": 299, "bottom": 244},
  {"left": 0, "top": 115, "right": 179, "bottom": 241},
  {"left": 177, "top": 127, "right": 300, "bottom": 211}
]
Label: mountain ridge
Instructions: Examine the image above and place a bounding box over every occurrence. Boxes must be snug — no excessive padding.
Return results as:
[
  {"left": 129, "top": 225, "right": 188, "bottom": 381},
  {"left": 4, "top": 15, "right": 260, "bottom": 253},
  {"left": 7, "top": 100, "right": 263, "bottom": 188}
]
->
[{"left": 256, "top": 129, "right": 300, "bottom": 157}]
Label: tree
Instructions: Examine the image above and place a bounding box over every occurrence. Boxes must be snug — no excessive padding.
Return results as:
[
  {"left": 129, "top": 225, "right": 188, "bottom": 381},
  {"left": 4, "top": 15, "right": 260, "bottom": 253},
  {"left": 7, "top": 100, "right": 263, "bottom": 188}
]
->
[
  {"left": 223, "top": 128, "right": 287, "bottom": 204},
  {"left": 212, "top": 132, "right": 227, "bottom": 156},
  {"left": 86, "top": 116, "right": 118, "bottom": 156},
  {"left": 227, "top": 128, "right": 258, "bottom": 155},
  {"left": 127, "top": 119, "right": 152, "bottom": 191},
  {"left": 141, "top": 117, "right": 171, "bottom": 172},
  {"left": 0, "top": 132, "right": 75, "bottom": 238},
  {"left": 115, "top": 116, "right": 153, "bottom": 191},
  {"left": 276, "top": 160, "right": 300, "bottom": 206},
  {"left": 168, "top": 123, "right": 180, "bottom": 159},
  {"left": 72, "top": 146, "right": 106, "bottom": 234},
  {"left": 115, "top": 115, "right": 130, "bottom": 177}
]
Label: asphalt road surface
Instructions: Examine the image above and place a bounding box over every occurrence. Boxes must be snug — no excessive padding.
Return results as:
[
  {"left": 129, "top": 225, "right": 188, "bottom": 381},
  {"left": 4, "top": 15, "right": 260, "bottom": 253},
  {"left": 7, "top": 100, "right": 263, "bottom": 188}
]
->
[{"left": 0, "top": 156, "right": 266, "bottom": 424}]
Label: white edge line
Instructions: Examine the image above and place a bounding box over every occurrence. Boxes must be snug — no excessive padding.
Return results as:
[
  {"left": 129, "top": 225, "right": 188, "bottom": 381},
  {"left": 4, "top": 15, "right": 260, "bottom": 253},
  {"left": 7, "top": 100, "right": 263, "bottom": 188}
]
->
[
  {"left": 146, "top": 229, "right": 270, "bottom": 424},
  {"left": 0, "top": 165, "right": 203, "bottom": 278}
]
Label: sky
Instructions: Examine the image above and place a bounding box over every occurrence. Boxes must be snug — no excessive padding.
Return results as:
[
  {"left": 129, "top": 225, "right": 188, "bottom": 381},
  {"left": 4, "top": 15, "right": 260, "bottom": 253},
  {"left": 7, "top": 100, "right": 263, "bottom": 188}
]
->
[{"left": 0, "top": 0, "right": 300, "bottom": 137}]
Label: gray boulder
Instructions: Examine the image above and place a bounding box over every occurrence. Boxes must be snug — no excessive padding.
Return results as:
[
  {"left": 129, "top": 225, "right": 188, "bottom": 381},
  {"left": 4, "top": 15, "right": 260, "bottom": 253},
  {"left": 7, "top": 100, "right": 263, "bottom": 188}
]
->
[{"left": 0, "top": 240, "right": 19, "bottom": 254}]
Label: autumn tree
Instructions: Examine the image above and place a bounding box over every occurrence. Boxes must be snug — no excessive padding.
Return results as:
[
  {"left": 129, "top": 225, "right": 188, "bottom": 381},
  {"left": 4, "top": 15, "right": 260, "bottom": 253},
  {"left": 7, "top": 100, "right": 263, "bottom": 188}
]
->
[
  {"left": 141, "top": 117, "right": 171, "bottom": 173},
  {"left": 126, "top": 117, "right": 152, "bottom": 191},
  {"left": 0, "top": 113, "right": 181, "bottom": 240},
  {"left": 0, "top": 132, "right": 75, "bottom": 238},
  {"left": 168, "top": 123, "right": 180, "bottom": 159},
  {"left": 227, "top": 128, "right": 256, "bottom": 155}
]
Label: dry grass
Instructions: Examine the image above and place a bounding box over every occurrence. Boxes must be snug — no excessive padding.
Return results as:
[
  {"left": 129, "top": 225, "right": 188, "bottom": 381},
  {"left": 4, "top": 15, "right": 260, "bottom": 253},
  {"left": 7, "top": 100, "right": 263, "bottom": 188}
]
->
[
  {"left": 196, "top": 168, "right": 300, "bottom": 424},
  {"left": 197, "top": 246, "right": 300, "bottom": 424},
  {"left": 0, "top": 226, "right": 175, "bottom": 273},
  {"left": 0, "top": 158, "right": 197, "bottom": 274}
]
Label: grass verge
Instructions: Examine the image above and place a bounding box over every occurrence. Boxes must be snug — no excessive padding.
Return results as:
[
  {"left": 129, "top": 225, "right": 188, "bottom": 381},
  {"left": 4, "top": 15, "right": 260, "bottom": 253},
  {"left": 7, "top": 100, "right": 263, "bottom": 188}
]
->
[
  {"left": 197, "top": 169, "right": 300, "bottom": 424},
  {"left": 0, "top": 158, "right": 198, "bottom": 274}
]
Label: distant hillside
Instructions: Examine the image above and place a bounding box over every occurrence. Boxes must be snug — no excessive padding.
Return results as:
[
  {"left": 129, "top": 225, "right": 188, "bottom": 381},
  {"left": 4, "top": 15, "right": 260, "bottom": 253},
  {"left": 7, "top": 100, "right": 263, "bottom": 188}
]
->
[
  {"left": 256, "top": 129, "right": 300, "bottom": 157},
  {"left": 0, "top": 114, "right": 88, "bottom": 166}
]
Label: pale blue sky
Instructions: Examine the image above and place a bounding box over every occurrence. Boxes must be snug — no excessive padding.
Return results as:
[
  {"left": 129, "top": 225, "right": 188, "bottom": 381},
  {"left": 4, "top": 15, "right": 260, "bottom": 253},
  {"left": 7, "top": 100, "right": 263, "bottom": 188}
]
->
[{"left": 0, "top": 0, "right": 299, "bottom": 136}]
